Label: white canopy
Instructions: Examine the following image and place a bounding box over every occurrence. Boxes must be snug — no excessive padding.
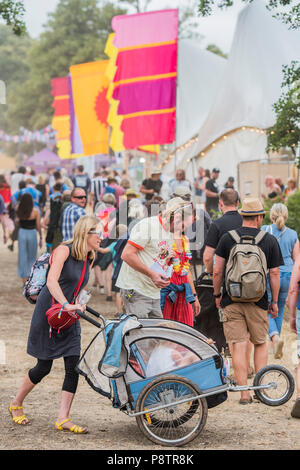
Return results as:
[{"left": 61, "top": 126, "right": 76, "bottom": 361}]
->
[
  {"left": 175, "top": 39, "right": 226, "bottom": 148},
  {"left": 162, "top": 0, "right": 300, "bottom": 185}
]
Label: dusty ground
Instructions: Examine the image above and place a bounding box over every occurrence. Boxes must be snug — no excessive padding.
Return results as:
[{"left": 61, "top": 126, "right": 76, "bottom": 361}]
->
[{"left": 0, "top": 240, "right": 299, "bottom": 452}]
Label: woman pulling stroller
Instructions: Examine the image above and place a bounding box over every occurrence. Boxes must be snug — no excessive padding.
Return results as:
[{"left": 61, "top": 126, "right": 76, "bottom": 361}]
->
[{"left": 9, "top": 215, "right": 103, "bottom": 434}]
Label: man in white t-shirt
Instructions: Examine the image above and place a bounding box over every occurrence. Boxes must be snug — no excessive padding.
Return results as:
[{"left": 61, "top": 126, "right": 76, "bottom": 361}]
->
[{"left": 116, "top": 197, "right": 194, "bottom": 318}]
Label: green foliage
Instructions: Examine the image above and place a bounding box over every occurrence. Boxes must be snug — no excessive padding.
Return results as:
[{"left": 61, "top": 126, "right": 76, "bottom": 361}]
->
[
  {"left": 210, "top": 208, "right": 222, "bottom": 220},
  {"left": 206, "top": 43, "right": 227, "bottom": 58},
  {"left": 117, "top": 0, "right": 152, "bottom": 12},
  {"left": 0, "top": 0, "right": 25, "bottom": 35},
  {"left": 0, "top": 25, "right": 32, "bottom": 131},
  {"left": 286, "top": 191, "right": 300, "bottom": 237},
  {"left": 4, "top": 0, "right": 127, "bottom": 133},
  {"left": 263, "top": 192, "right": 300, "bottom": 237},
  {"left": 263, "top": 196, "right": 282, "bottom": 225},
  {"left": 197, "top": 0, "right": 300, "bottom": 28},
  {"left": 266, "top": 61, "right": 300, "bottom": 162}
]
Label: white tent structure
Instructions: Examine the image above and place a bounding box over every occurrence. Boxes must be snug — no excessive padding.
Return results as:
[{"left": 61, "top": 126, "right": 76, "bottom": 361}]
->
[
  {"left": 161, "top": 0, "right": 300, "bottom": 189},
  {"left": 159, "top": 38, "right": 227, "bottom": 199}
]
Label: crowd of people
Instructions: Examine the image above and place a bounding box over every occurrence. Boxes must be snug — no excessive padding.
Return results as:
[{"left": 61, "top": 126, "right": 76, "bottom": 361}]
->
[{"left": 0, "top": 162, "right": 299, "bottom": 431}]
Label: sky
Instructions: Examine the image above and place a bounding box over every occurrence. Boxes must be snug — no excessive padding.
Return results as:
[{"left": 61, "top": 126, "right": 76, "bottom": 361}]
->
[{"left": 22, "top": 0, "right": 246, "bottom": 54}]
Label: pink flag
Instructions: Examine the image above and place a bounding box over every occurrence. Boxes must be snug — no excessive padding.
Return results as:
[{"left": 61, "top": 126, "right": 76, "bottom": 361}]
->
[{"left": 112, "top": 9, "right": 178, "bottom": 48}]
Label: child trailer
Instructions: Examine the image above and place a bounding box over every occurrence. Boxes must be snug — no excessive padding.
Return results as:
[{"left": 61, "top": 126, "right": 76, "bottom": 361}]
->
[{"left": 76, "top": 307, "right": 295, "bottom": 447}]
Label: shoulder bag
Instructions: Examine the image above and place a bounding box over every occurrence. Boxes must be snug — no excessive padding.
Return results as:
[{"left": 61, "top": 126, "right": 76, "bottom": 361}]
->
[{"left": 46, "top": 256, "right": 87, "bottom": 336}]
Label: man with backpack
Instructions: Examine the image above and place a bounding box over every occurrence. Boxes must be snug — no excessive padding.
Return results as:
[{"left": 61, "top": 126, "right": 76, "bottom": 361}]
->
[
  {"left": 203, "top": 188, "right": 242, "bottom": 274},
  {"left": 71, "top": 165, "right": 91, "bottom": 196},
  {"left": 213, "top": 197, "right": 283, "bottom": 404}
]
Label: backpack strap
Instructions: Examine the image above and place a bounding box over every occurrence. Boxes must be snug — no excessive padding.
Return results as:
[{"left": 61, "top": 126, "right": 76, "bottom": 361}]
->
[
  {"left": 228, "top": 230, "right": 241, "bottom": 244},
  {"left": 254, "top": 230, "right": 267, "bottom": 245}
]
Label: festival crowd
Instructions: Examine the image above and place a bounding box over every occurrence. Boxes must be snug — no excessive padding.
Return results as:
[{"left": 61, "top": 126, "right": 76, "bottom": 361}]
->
[{"left": 0, "top": 162, "right": 299, "bottom": 432}]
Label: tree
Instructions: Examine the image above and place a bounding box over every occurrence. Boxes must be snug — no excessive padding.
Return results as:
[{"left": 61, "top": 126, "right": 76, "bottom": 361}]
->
[
  {"left": 266, "top": 61, "right": 300, "bottom": 162},
  {"left": 197, "top": 0, "right": 300, "bottom": 161},
  {"left": 119, "top": 0, "right": 204, "bottom": 40},
  {"left": 5, "top": 0, "right": 127, "bottom": 132},
  {"left": 0, "top": 24, "right": 32, "bottom": 132},
  {"left": 0, "top": 0, "right": 25, "bottom": 35},
  {"left": 206, "top": 43, "right": 227, "bottom": 58},
  {"left": 198, "top": 0, "right": 300, "bottom": 29}
]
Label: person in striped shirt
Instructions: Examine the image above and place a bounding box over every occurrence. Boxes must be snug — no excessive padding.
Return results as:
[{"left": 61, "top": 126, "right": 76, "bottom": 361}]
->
[{"left": 90, "top": 170, "right": 107, "bottom": 211}]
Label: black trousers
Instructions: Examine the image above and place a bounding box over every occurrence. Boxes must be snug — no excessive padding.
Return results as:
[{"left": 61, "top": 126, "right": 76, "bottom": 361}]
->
[{"left": 28, "top": 356, "right": 80, "bottom": 394}]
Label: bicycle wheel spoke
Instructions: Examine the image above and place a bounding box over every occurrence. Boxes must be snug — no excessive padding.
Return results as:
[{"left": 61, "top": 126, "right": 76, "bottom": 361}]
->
[{"left": 138, "top": 377, "right": 207, "bottom": 445}]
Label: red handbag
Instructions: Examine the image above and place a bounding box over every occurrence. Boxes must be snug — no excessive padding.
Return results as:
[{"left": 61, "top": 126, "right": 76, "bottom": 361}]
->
[{"left": 46, "top": 256, "right": 87, "bottom": 336}]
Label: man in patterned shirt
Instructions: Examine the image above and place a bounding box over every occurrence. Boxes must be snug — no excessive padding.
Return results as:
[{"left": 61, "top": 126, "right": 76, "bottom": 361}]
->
[{"left": 61, "top": 187, "right": 86, "bottom": 241}]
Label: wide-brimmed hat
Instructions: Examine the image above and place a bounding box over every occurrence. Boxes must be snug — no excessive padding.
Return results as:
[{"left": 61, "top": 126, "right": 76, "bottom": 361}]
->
[
  {"left": 151, "top": 167, "right": 162, "bottom": 175},
  {"left": 172, "top": 185, "right": 192, "bottom": 200},
  {"left": 125, "top": 188, "right": 139, "bottom": 198},
  {"left": 238, "top": 197, "right": 265, "bottom": 216},
  {"left": 164, "top": 197, "right": 193, "bottom": 217}
]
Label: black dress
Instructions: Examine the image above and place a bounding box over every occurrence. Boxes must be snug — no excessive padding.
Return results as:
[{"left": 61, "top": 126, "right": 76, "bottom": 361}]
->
[{"left": 27, "top": 245, "right": 90, "bottom": 360}]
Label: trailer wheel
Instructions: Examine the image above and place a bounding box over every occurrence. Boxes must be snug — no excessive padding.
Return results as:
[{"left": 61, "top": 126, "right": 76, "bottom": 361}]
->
[
  {"left": 253, "top": 364, "right": 295, "bottom": 406},
  {"left": 135, "top": 375, "right": 208, "bottom": 447}
]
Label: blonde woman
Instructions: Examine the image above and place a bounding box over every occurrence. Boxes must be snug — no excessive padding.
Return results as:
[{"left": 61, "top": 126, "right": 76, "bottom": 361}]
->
[
  {"left": 9, "top": 215, "right": 103, "bottom": 433},
  {"left": 262, "top": 203, "right": 299, "bottom": 358}
]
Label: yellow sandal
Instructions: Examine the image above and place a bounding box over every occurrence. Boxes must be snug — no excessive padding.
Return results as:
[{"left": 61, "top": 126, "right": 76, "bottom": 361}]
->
[
  {"left": 55, "top": 418, "right": 88, "bottom": 434},
  {"left": 9, "top": 403, "right": 30, "bottom": 425}
]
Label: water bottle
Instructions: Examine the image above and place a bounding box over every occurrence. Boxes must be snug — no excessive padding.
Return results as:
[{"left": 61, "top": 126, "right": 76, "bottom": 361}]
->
[
  {"left": 218, "top": 308, "right": 224, "bottom": 322},
  {"left": 222, "top": 358, "right": 230, "bottom": 378},
  {"left": 77, "top": 289, "right": 91, "bottom": 305}
]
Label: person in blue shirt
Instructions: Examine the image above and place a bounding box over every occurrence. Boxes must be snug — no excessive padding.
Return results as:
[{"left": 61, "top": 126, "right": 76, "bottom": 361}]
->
[
  {"left": 71, "top": 165, "right": 91, "bottom": 196},
  {"left": 11, "top": 179, "right": 42, "bottom": 212},
  {"left": 49, "top": 170, "right": 70, "bottom": 196},
  {"left": 262, "top": 203, "right": 299, "bottom": 359}
]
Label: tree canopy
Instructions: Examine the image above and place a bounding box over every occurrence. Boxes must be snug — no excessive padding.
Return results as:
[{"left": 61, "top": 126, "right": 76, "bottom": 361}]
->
[
  {"left": 198, "top": 0, "right": 300, "bottom": 29},
  {"left": 3, "top": 0, "right": 127, "bottom": 134},
  {"left": 0, "top": 0, "right": 25, "bottom": 35},
  {"left": 197, "top": 0, "right": 300, "bottom": 157},
  {"left": 266, "top": 61, "right": 300, "bottom": 161}
]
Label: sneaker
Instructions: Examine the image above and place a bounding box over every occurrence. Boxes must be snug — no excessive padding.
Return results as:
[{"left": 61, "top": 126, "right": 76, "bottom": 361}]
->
[
  {"left": 7, "top": 244, "right": 13, "bottom": 252},
  {"left": 106, "top": 295, "right": 113, "bottom": 302},
  {"left": 99, "top": 286, "right": 105, "bottom": 294}
]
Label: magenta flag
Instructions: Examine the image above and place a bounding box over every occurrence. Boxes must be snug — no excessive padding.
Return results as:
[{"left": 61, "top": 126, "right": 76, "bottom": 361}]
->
[
  {"left": 113, "top": 77, "right": 176, "bottom": 115},
  {"left": 121, "top": 112, "right": 176, "bottom": 148},
  {"left": 112, "top": 9, "right": 178, "bottom": 48},
  {"left": 114, "top": 43, "right": 177, "bottom": 82},
  {"left": 108, "top": 9, "right": 178, "bottom": 150}
]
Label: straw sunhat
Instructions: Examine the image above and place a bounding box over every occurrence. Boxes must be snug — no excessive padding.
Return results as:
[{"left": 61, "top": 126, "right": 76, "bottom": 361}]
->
[
  {"left": 125, "top": 188, "right": 140, "bottom": 198},
  {"left": 238, "top": 197, "right": 265, "bottom": 216}
]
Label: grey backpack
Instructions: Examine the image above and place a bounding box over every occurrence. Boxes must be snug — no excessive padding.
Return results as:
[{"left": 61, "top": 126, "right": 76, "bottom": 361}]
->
[{"left": 225, "top": 230, "right": 267, "bottom": 303}]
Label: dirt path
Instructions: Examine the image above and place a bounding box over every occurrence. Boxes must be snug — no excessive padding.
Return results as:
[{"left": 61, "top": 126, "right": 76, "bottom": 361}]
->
[{"left": 0, "top": 241, "right": 299, "bottom": 451}]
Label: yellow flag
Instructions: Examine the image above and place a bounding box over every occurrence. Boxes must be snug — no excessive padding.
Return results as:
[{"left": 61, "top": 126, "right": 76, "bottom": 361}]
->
[{"left": 70, "top": 60, "right": 110, "bottom": 155}]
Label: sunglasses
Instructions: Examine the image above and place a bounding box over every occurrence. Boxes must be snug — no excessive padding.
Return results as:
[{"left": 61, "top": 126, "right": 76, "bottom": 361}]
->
[
  {"left": 88, "top": 230, "right": 103, "bottom": 237},
  {"left": 73, "top": 195, "right": 87, "bottom": 200}
]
